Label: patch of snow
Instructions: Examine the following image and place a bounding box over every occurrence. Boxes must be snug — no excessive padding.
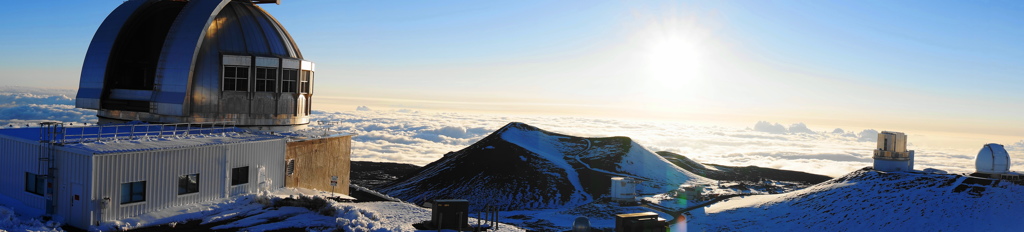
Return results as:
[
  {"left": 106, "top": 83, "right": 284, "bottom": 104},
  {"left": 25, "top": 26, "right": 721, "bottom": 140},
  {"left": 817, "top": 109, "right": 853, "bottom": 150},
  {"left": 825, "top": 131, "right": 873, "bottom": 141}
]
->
[
  {"left": 0, "top": 193, "right": 62, "bottom": 231},
  {"left": 65, "top": 133, "right": 284, "bottom": 154},
  {"left": 211, "top": 206, "right": 311, "bottom": 231},
  {"left": 499, "top": 125, "right": 591, "bottom": 205},
  {"left": 616, "top": 141, "right": 713, "bottom": 192},
  {"left": 0, "top": 206, "right": 63, "bottom": 232}
]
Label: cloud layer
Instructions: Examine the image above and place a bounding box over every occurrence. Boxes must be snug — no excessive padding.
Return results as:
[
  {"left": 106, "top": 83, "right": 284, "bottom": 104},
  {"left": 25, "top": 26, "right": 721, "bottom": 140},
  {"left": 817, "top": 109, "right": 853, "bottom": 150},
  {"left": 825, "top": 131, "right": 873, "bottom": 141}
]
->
[
  {"left": 0, "top": 91, "right": 96, "bottom": 127},
  {"left": 311, "top": 108, "right": 1023, "bottom": 177},
  {"left": 2, "top": 88, "right": 1020, "bottom": 178}
]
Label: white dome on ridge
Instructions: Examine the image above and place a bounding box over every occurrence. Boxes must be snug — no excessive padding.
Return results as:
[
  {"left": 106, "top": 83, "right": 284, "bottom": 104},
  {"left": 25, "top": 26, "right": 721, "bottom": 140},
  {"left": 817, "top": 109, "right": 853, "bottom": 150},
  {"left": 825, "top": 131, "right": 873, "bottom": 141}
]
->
[{"left": 975, "top": 143, "right": 1010, "bottom": 174}]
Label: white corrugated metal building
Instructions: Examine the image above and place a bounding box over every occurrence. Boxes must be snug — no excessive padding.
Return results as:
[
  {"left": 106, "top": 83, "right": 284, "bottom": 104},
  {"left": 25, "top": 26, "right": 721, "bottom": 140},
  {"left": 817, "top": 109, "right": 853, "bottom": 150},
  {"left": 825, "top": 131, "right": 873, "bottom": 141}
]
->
[{"left": 0, "top": 123, "right": 286, "bottom": 229}]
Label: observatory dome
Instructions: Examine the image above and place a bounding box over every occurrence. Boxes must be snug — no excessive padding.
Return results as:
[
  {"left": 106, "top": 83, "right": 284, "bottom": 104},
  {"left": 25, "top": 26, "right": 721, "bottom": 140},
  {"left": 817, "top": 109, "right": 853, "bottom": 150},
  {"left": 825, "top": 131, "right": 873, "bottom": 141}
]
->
[
  {"left": 975, "top": 143, "right": 1010, "bottom": 174},
  {"left": 76, "top": 0, "right": 315, "bottom": 127}
]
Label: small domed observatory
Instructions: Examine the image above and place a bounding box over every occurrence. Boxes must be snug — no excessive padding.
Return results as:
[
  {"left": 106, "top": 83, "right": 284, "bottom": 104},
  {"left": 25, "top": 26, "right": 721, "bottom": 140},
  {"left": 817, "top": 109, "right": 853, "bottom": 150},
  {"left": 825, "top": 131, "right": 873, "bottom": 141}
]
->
[
  {"left": 873, "top": 131, "right": 915, "bottom": 172},
  {"left": 970, "top": 143, "right": 1011, "bottom": 177},
  {"left": 75, "top": 0, "right": 314, "bottom": 129}
]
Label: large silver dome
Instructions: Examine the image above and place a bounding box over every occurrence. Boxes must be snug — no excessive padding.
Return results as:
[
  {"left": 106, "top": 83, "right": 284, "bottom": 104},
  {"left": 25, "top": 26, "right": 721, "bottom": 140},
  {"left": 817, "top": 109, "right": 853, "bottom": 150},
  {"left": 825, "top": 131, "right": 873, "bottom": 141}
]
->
[{"left": 76, "top": 0, "right": 315, "bottom": 127}]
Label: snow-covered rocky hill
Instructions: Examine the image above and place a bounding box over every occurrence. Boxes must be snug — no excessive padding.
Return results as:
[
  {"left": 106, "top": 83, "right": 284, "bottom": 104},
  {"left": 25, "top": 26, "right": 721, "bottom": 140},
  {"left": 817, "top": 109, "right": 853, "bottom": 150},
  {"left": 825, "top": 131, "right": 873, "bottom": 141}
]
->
[
  {"left": 377, "top": 122, "right": 712, "bottom": 211},
  {"left": 693, "top": 168, "right": 1024, "bottom": 231}
]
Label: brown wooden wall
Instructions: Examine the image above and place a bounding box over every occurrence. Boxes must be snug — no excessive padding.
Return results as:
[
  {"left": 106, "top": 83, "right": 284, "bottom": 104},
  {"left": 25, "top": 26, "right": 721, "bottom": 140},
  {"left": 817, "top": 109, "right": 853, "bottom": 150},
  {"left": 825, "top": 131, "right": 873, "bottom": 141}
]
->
[{"left": 285, "top": 135, "right": 351, "bottom": 195}]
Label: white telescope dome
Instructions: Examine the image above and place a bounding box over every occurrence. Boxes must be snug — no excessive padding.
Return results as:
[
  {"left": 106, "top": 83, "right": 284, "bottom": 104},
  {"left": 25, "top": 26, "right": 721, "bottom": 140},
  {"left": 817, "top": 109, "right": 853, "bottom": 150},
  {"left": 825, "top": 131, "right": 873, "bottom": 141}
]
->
[{"left": 975, "top": 143, "right": 1010, "bottom": 174}]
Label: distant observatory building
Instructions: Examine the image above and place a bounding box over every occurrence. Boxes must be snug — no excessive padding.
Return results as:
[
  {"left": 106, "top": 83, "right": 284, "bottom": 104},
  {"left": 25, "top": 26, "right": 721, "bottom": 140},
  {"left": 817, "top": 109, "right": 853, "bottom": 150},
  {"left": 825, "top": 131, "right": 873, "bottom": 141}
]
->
[
  {"left": 75, "top": 0, "right": 315, "bottom": 129},
  {"left": 872, "top": 131, "right": 915, "bottom": 172},
  {"left": 975, "top": 143, "right": 1010, "bottom": 174},
  {"left": 972, "top": 143, "right": 1021, "bottom": 181}
]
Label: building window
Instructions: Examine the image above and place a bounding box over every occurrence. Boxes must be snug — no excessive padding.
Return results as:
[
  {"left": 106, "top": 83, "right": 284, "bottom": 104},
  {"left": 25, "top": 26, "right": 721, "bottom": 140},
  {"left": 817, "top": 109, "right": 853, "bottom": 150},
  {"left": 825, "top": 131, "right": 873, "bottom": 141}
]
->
[
  {"left": 231, "top": 166, "right": 249, "bottom": 185},
  {"left": 120, "top": 181, "right": 146, "bottom": 204},
  {"left": 300, "top": 71, "right": 312, "bottom": 94},
  {"left": 255, "top": 67, "right": 277, "bottom": 92},
  {"left": 178, "top": 173, "right": 200, "bottom": 195},
  {"left": 25, "top": 173, "right": 44, "bottom": 196},
  {"left": 223, "top": 66, "right": 249, "bottom": 91},
  {"left": 281, "top": 69, "right": 298, "bottom": 93},
  {"left": 286, "top": 160, "right": 295, "bottom": 176}
]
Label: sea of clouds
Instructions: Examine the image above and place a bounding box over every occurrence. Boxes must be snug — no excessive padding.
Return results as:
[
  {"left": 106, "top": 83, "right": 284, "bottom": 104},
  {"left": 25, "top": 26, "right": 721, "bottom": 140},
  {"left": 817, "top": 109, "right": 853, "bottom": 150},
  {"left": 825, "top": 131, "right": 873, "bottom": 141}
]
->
[
  {"left": 313, "top": 108, "right": 1023, "bottom": 177},
  {"left": 0, "top": 87, "right": 96, "bottom": 127},
  {"left": 2, "top": 87, "right": 1020, "bottom": 177}
]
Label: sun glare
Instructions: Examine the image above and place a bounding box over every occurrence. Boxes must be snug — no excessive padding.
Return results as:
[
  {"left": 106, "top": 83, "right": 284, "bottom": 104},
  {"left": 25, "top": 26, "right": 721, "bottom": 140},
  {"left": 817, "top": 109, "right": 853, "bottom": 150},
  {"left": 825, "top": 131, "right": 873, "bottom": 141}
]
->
[
  {"left": 636, "top": 11, "right": 715, "bottom": 110},
  {"left": 646, "top": 35, "right": 704, "bottom": 90}
]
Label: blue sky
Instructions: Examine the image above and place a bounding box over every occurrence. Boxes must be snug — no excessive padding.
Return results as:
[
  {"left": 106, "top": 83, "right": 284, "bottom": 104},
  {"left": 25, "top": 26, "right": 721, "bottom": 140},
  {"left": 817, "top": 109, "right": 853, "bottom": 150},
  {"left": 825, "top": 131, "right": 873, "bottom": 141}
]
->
[{"left": 0, "top": 0, "right": 1021, "bottom": 147}]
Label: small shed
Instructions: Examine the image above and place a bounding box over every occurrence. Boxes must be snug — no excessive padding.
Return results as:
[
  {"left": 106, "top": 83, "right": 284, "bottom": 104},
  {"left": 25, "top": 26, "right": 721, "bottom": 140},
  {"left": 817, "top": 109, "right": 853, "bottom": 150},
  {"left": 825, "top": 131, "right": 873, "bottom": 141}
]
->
[
  {"left": 610, "top": 177, "right": 638, "bottom": 203},
  {"left": 0, "top": 123, "right": 286, "bottom": 229},
  {"left": 615, "top": 212, "right": 667, "bottom": 232}
]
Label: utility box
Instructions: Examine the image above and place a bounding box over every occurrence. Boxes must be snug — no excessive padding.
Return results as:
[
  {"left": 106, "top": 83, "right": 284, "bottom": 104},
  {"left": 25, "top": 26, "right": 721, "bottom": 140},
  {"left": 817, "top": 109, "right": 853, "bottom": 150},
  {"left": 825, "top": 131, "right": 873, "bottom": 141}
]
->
[
  {"left": 615, "top": 212, "right": 666, "bottom": 232},
  {"left": 431, "top": 199, "right": 470, "bottom": 230}
]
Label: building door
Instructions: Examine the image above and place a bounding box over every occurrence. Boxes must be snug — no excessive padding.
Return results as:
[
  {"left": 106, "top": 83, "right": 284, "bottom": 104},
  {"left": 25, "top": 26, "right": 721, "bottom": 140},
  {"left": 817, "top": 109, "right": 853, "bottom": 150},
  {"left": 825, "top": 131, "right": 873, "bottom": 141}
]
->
[{"left": 70, "top": 183, "right": 85, "bottom": 225}]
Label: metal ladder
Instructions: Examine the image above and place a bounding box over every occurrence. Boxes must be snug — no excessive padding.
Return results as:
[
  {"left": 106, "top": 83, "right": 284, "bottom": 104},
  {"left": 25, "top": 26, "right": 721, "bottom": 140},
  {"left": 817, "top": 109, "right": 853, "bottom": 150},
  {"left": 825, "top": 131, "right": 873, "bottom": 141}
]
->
[{"left": 38, "top": 122, "right": 63, "bottom": 216}]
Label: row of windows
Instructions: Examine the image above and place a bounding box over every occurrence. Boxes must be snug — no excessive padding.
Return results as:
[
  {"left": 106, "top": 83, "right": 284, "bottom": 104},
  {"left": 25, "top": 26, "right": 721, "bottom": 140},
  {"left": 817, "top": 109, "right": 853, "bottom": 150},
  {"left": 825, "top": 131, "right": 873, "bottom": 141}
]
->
[
  {"left": 223, "top": 66, "right": 310, "bottom": 93},
  {"left": 120, "top": 167, "right": 248, "bottom": 204},
  {"left": 24, "top": 167, "right": 252, "bottom": 205}
]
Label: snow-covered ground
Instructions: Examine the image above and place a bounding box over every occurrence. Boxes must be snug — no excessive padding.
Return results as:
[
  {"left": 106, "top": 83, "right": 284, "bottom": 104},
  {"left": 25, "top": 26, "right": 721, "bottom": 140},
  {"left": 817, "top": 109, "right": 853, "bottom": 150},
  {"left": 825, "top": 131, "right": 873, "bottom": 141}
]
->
[
  {"left": 692, "top": 169, "right": 1024, "bottom": 231},
  {"left": 0, "top": 184, "right": 667, "bottom": 232},
  {"left": 500, "top": 202, "right": 671, "bottom": 231},
  {"left": 0, "top": 193, "right": 63, "bottom": 232},
  {"left": 96, "top": 188, "right": 526, "bottom": 232}
]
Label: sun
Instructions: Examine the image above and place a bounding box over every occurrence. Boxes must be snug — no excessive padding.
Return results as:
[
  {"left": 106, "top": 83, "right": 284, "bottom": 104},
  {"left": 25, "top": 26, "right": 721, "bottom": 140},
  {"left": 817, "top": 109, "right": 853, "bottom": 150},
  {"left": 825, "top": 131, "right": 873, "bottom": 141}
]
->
[
  {"left": 638, "top": 15, "right": 712, "bottom": 103},
  {"left": 646, "top": 36, "right": 704, "bottom": 90}
]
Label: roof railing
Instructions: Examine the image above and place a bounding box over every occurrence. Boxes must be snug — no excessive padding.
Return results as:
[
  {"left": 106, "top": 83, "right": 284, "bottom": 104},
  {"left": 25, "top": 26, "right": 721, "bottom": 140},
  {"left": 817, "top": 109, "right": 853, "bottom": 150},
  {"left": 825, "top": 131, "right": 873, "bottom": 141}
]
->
[{"left": 55, "top": 121, "right": 240, "bottom": 145}]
